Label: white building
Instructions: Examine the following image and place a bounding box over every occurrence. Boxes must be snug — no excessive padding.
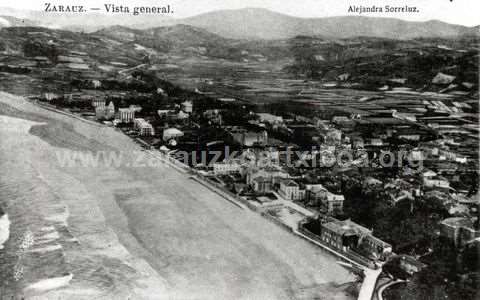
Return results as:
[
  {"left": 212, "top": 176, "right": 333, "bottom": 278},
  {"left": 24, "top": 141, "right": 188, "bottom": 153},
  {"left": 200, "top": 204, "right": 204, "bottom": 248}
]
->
[
  {"left": 181, "top": 100, "right": 193, "bottom": 113},
  {"left": 158, "top": 109, "right": 175, "bottom": 118},
  {"left": 92, "top": 98, "right": 106, "bottom": 108},
  {"left": 257, "top": 113, "right": 283, "bottom": 124},
  {"left": 232, "top": 130, "right": 268, "bottom": 147},
  {"left": 163, "top": 128, "right": 184, "bottom": 142},
  {"left": 133, "top": 118, "right": 155, "bottom": 136},
  {"left": 368, "top": 138, "right": 384, "bottom": 146},
  {"left": 119, "top": 108, "right": 135, "bottom": 123},
  {"left": 176, "top": 110, "right": 190, "bottom": 120},
  {"left": 92, "top": 80, "right": 102, "bottom": 89},
  {"left": 332, "top": 116, "right": 350, "bottom": 124},
  {"left": 424, "top": 178, "right": 450, "bottom": 189},
  {"left": 279, "top": 179, "right": 304, "bottom": 201},
  {"left": 323, "top": 192, "right": 344, "bottom": 213},
  {"left": 96, "top": 101, "right": 115, "bottom": 120},
  {"left": 247, "top": 166, "right": 289, "bottom": 186},
  {"left": 218, "top": 98, "right": 236, "bottom": 103},
  {"left": 213, "top": 159, "right": 242, "bottom": 175},
  {"left": 43, "top": 93, "right": 60, "bottom": 101},
  {"left": 306, "top": 184, "right": 344, "bottom": 213}
]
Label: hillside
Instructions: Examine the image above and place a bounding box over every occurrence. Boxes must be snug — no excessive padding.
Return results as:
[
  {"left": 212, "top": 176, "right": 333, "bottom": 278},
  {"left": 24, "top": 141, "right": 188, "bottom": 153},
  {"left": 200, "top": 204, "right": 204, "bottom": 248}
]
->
[
  {"left": 94, "top": 25, "right": 147, "bottom": 42},
  {"left": 1, "top": 7, "right": 478, "bottom": 39},
  {"left": 94, "top": 24, "right": 241, "bottom": 58},
  {"left": 179, "top": 8, "right": 478, "bottom": 40},
  {"left": 0, "top": 23, "right": 477, "bottom": 95}
]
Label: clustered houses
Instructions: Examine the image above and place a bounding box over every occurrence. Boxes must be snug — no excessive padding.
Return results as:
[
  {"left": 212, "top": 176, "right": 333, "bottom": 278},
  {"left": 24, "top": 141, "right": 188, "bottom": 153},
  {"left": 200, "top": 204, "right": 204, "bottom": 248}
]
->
[
  {"left": 245, "top": 165, "right": 346, "bottom": 214},
  {"left": 34, "top": 46, "right": 477, "bottom": 275},
  {"left": 228, "top": 126, "right": 268, "bottom": 147}
]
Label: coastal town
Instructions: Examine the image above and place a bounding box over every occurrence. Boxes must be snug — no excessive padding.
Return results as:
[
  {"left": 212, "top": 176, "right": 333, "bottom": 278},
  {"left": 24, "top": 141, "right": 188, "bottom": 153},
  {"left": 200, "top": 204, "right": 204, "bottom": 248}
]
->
[
  {"left": 0, "top": 6, "right": 479, "bottom": 300},
  {"left": 25, "top": 41, "right": 479, "bottom": 299}
]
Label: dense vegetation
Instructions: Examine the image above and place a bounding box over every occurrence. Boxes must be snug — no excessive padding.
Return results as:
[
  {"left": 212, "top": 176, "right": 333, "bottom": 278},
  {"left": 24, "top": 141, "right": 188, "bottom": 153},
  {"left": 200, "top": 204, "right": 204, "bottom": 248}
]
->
[
  {"left": 339, "top": 174, "right": 479, "bottom": 300},
  {"left": 385, "top": 239, "right": 479, "bottom": 300}
]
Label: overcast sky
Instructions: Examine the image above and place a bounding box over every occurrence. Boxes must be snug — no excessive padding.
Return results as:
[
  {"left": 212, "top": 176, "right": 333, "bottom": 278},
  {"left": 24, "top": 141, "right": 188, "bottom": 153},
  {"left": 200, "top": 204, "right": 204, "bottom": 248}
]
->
[{"left": 2, "top": 0, "right": 479, "bottom": 26}]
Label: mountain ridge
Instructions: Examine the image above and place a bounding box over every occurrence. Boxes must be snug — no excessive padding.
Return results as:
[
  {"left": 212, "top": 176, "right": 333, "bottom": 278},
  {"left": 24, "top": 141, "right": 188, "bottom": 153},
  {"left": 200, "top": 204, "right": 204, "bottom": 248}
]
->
[
  {"left": 178, "top": 8, "right": 478, "bottom": 40},
  {"left": 0, "top": 7, "right": 478, "bottom": 40}
]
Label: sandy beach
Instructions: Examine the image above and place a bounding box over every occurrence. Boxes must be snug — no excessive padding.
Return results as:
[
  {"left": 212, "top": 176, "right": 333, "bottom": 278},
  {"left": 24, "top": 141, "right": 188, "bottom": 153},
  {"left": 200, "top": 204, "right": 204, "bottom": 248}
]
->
[{"left": 0, "top": 92, "right": 355, "bottom": 299}]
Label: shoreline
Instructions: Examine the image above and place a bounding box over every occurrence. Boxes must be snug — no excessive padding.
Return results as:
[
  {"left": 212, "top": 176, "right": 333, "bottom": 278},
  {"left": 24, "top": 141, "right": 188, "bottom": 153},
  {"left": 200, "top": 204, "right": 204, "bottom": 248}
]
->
[
  {"left": 34, "top": 98, "right": 375, "bottom": 270},
  {"left": 0, "top": 93, "right": 171, "bottom": 299},
  {"left": 0, "top": 91, "right": 356, "bottom": 299}
]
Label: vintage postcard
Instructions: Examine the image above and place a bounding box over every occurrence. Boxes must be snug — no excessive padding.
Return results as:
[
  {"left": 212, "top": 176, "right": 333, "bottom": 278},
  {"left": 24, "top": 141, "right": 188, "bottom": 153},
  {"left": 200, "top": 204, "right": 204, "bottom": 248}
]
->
[{"left": 0, "top": 0, "right": 478, "bottom": 299}]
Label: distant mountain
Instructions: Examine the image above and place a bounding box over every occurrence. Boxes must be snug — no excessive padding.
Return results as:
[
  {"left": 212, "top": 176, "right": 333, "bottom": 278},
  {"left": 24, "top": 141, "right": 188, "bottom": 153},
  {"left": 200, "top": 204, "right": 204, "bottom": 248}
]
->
[
  {"left": 94, "top": 25, "right": 146, "bottom": 42},
  {"left": 179, "top": 8, "right": 478, "bottom": 40},
  {"left": 0, "top": 7, "right": 478, "bottom": 39},
  {"left": 95, "top": 24, "right": 228, "bottom": 47},
  {"left": 0, "top": 19, "right": 477, "bottom": 95},
  {"left": 148, "top": 24, "right": 227, "bottom": 44},
  {"left": 93, "top": 24, "right": 241, "bottom": 59},
  {"left": 180, "top": 8, "right": 299, "bottom": 40}
]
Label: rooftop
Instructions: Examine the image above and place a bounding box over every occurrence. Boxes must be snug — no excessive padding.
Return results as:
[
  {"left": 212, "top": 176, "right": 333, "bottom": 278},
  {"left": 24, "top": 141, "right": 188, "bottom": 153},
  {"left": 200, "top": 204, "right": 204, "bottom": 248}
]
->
[
  {"left": 253, "top": 176, "right": 270, "bottom": 183},
  {"left": 323, "top": 218, "right": 372, "bottom": 236},
  {"left": 399, "top": 255, "right": 427, "bottom": 268},
  {"left": 441, "top": 217, "right": 474, "bottom": 228},
  {"left": 119, "top": 107, "right": 135, "bottom": 113},
  {"left": 281, "top": 179, "right": 299, "bottom": 187},
  {"left": 163, "top": 128, "right": 184, "bottom": 135},
  {"left": 134, "top": 118, "right": 152, "bottom": 128}
]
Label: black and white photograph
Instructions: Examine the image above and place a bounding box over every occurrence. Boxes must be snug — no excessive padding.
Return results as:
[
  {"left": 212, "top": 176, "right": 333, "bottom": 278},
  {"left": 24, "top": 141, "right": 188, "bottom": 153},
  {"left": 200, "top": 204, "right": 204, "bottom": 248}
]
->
[{"left": 0, "top": 0, "right": 478, "bottom": 299}]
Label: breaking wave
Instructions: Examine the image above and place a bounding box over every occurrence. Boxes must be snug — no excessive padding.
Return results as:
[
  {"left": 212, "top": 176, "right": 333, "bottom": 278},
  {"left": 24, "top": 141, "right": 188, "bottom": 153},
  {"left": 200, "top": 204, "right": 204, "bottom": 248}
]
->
[
  {"left": 0, "top": 212, "right": 10, "bottom": 250},
  {"left": 24, "top": 273, "right": 73, "bottom": 293}
]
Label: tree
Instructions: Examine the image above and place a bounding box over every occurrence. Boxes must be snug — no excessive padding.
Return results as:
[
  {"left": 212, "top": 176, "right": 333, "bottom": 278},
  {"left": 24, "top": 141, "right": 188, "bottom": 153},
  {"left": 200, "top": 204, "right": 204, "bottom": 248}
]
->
[{"left": 22, "top": 40, "right": 60, "bottom": 63}]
